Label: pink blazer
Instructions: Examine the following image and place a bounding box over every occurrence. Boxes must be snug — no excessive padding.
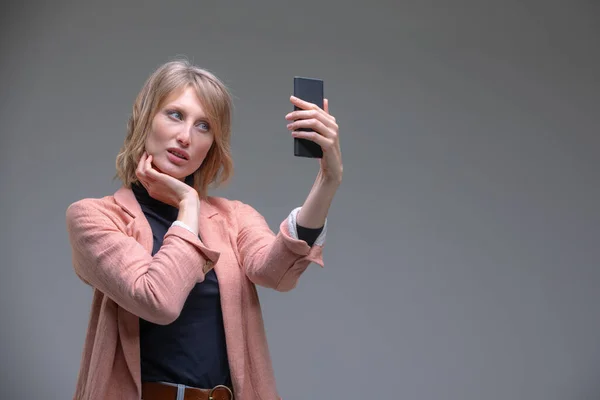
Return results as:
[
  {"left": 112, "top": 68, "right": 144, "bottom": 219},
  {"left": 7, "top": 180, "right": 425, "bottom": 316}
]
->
[{"left": 66, "top": 187, "right": 325, "bottom": 400}]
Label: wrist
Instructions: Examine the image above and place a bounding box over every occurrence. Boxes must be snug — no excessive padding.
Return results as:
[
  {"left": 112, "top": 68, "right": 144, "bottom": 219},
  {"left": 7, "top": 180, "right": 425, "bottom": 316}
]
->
[
  {"left": 314, "top": 175, "right": 341, "bottom": 194},
  {"left": 176, "top": 194, "right": 200, "bottom": 236},
  {"left": 179, "top": 191, "right": 199, "bottom": 209}
]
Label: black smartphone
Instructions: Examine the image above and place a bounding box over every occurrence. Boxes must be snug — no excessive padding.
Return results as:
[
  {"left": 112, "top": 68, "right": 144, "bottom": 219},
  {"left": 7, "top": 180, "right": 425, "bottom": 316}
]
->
[{"left": 293, "top": 76, "right": 324, "bottom": 158}]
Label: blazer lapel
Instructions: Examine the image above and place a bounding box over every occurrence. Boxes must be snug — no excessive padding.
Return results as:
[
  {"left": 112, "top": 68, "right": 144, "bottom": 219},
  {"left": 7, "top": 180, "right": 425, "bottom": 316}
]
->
[
  {"left": 111, "top": 187, "right": 152, "bottom": 398},
  {"left": 113, "top": 186, "right": 153, "bottom": 252}
]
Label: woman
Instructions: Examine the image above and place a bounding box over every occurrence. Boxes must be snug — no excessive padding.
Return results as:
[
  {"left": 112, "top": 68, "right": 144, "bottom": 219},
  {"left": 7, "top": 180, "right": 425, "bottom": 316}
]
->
[{"left": 65, "top": 59, "right": 342, "bottom": 400}]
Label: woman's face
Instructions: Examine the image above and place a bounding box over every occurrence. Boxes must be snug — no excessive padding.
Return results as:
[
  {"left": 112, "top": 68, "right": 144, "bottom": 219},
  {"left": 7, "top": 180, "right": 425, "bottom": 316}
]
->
[{"left": 145, "top": 86, "right": 214, "bottom": 180}]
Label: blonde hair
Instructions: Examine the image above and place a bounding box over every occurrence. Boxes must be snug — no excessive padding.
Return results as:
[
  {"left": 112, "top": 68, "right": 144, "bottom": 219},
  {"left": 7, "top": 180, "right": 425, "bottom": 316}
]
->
[{"left": 115, "top": 59, "right": 234, "bottom": 198}]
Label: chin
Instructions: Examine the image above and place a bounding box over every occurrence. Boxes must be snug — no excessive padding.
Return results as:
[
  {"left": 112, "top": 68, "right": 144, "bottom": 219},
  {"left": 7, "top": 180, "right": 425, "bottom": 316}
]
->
[{"left": 152, "top": 159, "right": 190, "bottom": 180}]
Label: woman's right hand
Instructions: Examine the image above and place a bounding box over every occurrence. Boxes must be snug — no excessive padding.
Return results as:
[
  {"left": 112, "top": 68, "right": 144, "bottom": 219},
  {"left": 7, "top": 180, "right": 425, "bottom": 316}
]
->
[{"left": 136, "top": 152, "right": 198, "bottom": 208}]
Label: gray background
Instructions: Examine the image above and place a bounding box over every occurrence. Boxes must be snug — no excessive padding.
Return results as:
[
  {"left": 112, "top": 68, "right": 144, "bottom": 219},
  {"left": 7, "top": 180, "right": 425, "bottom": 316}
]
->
[{"left": 1, "top": 0, "right": 599, "bottom": 399}]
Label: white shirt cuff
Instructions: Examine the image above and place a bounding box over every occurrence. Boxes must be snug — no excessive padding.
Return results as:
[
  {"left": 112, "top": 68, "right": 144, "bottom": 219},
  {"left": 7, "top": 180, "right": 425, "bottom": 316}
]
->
[
  {"left": 171, "top": 220, "right": 196, "bottom": 235},
  {"left": 287, "top": 207, "right": 327, "bottom": 246}
]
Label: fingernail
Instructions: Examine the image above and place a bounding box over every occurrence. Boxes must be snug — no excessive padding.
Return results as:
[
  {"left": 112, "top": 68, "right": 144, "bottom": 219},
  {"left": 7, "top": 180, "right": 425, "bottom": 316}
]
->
[
  {"left": 285, "top": 113, "right": 291, "bottom": 119},
  {"left": 286, "top": 123, "right": 292, "bottom": 128}
]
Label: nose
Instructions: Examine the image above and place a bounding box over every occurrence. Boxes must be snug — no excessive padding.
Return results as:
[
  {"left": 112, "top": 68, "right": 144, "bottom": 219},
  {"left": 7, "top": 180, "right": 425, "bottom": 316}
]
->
[{"left": 176, "top": 125, "right": 192, "bottom": 147}]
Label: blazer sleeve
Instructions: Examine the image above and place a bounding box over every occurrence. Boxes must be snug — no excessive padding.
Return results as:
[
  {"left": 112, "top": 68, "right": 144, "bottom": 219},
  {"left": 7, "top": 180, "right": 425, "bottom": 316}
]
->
[
  {"left": 234, "top": 201, "right": 325, "bottom": 292},
  {"left": 66, "top": 199, "right": 220, "bottom": 325}
]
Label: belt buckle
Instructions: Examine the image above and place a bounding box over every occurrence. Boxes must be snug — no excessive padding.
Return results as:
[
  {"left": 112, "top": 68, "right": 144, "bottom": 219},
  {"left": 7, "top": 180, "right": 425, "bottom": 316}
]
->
[{"left": 209, "top": 384, "right": 233, "bottom": 400}]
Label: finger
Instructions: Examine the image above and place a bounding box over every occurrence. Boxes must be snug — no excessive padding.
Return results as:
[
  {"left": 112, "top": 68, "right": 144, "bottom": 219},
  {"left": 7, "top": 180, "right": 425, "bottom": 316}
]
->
[
  {"left": 146, "top": 167, "right": 160, "bottom": 180},
  {"left": 290, "top": 95, "right": 321, "bottom": 111},
  {"left": 135, "top": 162, "right": 151, "bottom": 188},
  {"left": 144, "top": 155, "right": 161, "bottom": 180},
  {"left": 288, "top": 118, "right": 337, "bottom": 139},
  {"left": 291, "top": 130, "right": 334, "bottom": 150},
  {"left": 285, "top": 109, "right": 336, "bottom": 129},
  {"left": 137, "top": 154, "right": 156, "bottom": 182},
  {"left": 145, "top": 154, "right": 153, "bottom": 173},
  {"left": 136, "top": 151, "right": 147, "bottom": 170},
  {"left": 136, "top": 152, "right": 147, "bottom": 179},
  {"left": 324, "top": 98, "right": 329, "bottom": 114},
  {"left": 136, "top": 172, "right": 152, "bottom": 191}
]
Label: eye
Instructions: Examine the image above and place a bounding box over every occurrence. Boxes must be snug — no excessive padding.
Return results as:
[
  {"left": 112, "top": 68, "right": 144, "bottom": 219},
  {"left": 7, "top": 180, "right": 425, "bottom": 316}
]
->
[
  {"left": 196, "top": 121, "right": 210, "bottom": 132},
  {"left": 166, "top": 110, "right": 183, "bottom": 120}
]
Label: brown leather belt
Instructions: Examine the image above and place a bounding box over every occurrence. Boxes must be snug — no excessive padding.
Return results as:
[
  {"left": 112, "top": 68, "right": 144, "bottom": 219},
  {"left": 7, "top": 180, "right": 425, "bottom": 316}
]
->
[{"left": 142, "top": 381, "right": 233, "bottom": 400}]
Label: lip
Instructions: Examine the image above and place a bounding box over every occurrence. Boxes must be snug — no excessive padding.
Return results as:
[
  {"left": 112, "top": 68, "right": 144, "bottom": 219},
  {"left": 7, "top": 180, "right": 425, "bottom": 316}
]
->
[{"left": 167, "top": 147, "right": 190, "bottom": 160}]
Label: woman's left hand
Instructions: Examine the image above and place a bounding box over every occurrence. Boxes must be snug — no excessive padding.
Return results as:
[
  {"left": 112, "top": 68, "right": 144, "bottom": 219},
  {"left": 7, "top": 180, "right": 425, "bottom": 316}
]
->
[{"left": 286, "top": 96, "right": 343, "bottom": 186}]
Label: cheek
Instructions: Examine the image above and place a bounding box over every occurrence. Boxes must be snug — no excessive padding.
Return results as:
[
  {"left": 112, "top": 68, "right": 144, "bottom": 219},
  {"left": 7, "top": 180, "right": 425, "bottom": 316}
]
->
[
  {"left": 144, "top": 133, "right": 154, "bottom": 150},
  {"left": 191, "top": 138, "right": 214, "bottom": 165},
  {"left": 202, "top": 138, "right": 215, "bottom": 157},
  {"left": 145, "top": 121, "right": 167, "bottom": 151}
]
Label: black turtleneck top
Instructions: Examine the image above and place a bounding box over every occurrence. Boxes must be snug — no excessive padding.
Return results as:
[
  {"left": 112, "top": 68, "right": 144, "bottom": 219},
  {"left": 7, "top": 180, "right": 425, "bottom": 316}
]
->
[{"left": 132, "top": 179, "right": 323, "bottom": 389}]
